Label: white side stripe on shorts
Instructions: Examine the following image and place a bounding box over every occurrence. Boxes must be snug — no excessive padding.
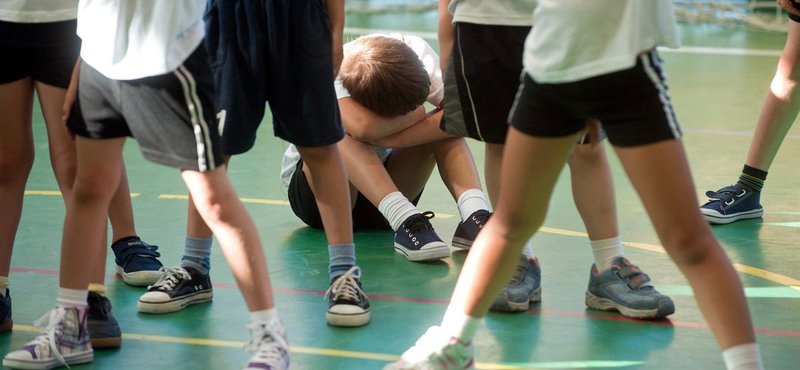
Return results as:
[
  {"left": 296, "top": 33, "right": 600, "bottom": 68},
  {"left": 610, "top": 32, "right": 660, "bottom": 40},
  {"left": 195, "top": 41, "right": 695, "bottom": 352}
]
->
[
  {"left": 174, "top": 66, "right": 216, "bottom": 172},
  {"left": 641, "top": 54, "right": 681, "bottom": 140},
  {"left": 457, "top": 25, "right": 484, "bottom": 142}
]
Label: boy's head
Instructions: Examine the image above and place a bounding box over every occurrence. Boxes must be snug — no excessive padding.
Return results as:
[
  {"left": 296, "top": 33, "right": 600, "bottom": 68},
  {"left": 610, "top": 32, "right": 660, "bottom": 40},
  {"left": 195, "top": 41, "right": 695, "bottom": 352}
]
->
[{"left": 339, "top": 36, "right": 430, "bottom": 118}]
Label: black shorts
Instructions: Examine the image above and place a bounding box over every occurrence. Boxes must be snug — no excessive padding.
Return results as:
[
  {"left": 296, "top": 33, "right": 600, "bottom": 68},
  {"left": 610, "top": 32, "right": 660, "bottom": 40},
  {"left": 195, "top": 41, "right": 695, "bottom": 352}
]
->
[
  {"left": 287, "top": 159, "right": 423, "bottom": 231},
  {"left": 204, "top": 0, "right": 344, "bottom": 155},
  {"left": 66, "top": 45, "right": 225, "bottom": 171},
  {"left": 440, "top": 23, "right": 530, "bottom": 144},
  {"left": 510, "top": 51, "right": 682, "bottom": 147},
  {"left": 0, "top": 20, "right": 80, "bottom": 88}
]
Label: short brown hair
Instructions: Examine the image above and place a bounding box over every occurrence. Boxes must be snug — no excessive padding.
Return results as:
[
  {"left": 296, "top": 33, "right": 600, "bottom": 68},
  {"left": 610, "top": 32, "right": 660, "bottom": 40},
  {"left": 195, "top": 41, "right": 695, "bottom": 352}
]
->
[{"left": 339, "top": 36, "right": 430, "bottom": 118}]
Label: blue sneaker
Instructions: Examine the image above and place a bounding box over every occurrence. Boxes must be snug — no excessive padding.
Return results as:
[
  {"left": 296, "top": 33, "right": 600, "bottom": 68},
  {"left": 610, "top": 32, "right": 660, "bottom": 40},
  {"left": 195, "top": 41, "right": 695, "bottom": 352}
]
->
[
  {"left": 700, "top": 183, "right": 763, "bottom": 224},
  {"left": 451, "top": 210, "right": 491, "bottom": 250},
  {"left": 111, "top": 237, "right": 164, "bottom": 286},
  {"left": 86, "top": 292, "right": 121, "bottom": 349},
  {"left": 490, "top": 255, "right": 542, "bottom": 312},
  {"left": 394, "top": 212, "right": 450, "bottom": 262},
  {"left": 0, "top": 289, "right": 12, "bottom": 333},
  {"left": 585, "top": 257, "right": 675, "bottom": 319}
]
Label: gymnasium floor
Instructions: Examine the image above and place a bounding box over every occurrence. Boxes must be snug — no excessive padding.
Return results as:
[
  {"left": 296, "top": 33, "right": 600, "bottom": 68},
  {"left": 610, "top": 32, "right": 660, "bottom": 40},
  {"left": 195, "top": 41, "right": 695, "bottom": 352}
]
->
[{"left": 2, "top": 11, "right": 799, "bottom": 370}]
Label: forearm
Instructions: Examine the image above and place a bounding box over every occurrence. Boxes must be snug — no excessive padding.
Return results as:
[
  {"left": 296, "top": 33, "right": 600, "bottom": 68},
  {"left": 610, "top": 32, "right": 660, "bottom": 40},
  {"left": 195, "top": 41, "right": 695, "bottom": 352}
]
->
[
  {"left": 437, "top": 0, "right": 455, "bottom": 74},
  {"left": 370, "top": 109, "right": 454, "bottom": 148},
  {"left": 340, "top": 97, "right": 426, "bottom": 141}
]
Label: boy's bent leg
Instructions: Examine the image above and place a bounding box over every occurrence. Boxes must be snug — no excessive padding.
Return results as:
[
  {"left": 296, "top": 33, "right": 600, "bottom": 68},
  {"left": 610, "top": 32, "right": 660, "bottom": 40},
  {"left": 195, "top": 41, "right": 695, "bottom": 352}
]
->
[
  {"left": 615, "top": 140, "right": 755, "bottom": 350},
  {"left": 338, "top": 135, "right": 448, "bottom": 262},
  {"left": 569, "top": 143, "right": 674, "bottom": 319},
  {"left": 181, "top": 166, "right": 274, "bottom": 312}
]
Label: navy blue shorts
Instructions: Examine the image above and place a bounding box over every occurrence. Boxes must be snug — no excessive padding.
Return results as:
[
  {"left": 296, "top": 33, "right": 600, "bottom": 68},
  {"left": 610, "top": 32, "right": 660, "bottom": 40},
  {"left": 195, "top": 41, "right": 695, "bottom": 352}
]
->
[
  {"left": 0, "top": 20, "right": 80, "bottom": 88},
  {"left": 204, "top": 0, "right": 344, "bottom": 155},
  {"left": 510, "top": 51, "right": 682, "bottom": 147}
]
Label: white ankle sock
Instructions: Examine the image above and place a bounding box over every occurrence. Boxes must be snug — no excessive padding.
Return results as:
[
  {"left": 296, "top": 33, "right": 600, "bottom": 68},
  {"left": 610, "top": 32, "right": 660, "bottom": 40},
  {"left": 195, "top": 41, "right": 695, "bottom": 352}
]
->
[
  {"left": 456, "top": 189, "right": 489, "bottom": 221},
  {"left": 250, "top": 307, "right": 278, "bottom": 323},
  {"left": 57, "top": 287, "right": 89, "bottom": 309},
  {"left": 441, "top": 306, "right": 481, "bottom": 343},
  {"left": 590, "top": 236, "right": 624, "bottom": 271},
  {"left": 378, "top": 192, "right": 420, "bottom": 231},
  {"left": 722, "top": 342, "right": 763, "bottom": 370},
  {"left": 521, "top": 241, "right": 535, "bottom": 259}
]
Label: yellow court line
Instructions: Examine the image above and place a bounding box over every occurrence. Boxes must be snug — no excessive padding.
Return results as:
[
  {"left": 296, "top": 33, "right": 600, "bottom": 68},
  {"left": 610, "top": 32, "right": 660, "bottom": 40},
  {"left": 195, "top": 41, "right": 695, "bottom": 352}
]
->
[
  {"left": 25, "top": 190, "right": 140, "bottom": 197},
  {"left": 11, "top": 325, "right": 536, "bottom": 368},
  {"left": 734, "top": 264, "right": 800, "bottom": 292}
]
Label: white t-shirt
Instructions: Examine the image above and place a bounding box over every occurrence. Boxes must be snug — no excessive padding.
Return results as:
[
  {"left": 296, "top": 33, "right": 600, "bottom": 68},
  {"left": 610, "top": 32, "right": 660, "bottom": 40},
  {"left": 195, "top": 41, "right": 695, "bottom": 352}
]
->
[
  {"left": 448, "top": 0, "right": 534, "bottom": 27},
  {"left": 523, "top": 0, "right": 680, "bottom": 84},
  {"left": 0, "top": 0, "right": 78, "bottom": 22},
  {"left": 76, "top": 0, "right": 206, "bottom": 80},
  {"left": 280, "top": 33, "right": 444, "bottom": 189}
]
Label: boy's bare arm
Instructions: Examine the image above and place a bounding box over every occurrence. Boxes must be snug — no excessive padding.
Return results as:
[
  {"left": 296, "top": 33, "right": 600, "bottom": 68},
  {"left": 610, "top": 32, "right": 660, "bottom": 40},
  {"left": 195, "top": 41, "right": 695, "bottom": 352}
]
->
[
  {"left": 326, "top": 0, "right": 345, "bottom": 76},
  {"left": 339, "top": 97, "right": 426, "bottom": 142},
  {"left": 368, "top": 109, "right": 455, "bottom": 148},
  {"left": 437, "top": 0, "right": 455, "bottom": 74}
]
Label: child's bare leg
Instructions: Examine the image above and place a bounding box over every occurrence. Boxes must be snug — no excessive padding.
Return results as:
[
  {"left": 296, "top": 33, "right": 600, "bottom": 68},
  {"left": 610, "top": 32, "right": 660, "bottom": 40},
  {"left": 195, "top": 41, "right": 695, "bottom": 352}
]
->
[
  {"left": 60, "top": 137, "right": 125, "bottom": 290},
  {"left": 108, "top": 162, "right": 137, "bottom": 241},
  {"left": 429, "top": 137, "right": 482, "bottom": 200},
  {"left": 181, "top": 166, "right": 274, "bottom": 311},
  {"left": 297, "top": 145, "right": 352, "bottom": 244},
  {"left": 0, "top": 79, "right": 35, "bottom": 278},
  {"left": 450, "top": 130, "right": 577, "bottom": 316},
  {"left": 615, "top": 140, "right": 754, "bottom": 349},
  {"left": 745, "top": 20, "right": 800, "bottom": 171},
  {"left": 568, "top": 143, "right": 618, "bottom": 240}
]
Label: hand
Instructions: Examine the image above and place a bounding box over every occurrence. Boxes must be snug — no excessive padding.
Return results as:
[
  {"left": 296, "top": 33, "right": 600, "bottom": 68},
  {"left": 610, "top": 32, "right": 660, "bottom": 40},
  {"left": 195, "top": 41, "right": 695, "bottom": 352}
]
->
[
  {"left": 778, "top": 0, "right": 800, "bottom": 16},
  {"left": 62, "top": 58, "right": 81, "bottom": 140}
]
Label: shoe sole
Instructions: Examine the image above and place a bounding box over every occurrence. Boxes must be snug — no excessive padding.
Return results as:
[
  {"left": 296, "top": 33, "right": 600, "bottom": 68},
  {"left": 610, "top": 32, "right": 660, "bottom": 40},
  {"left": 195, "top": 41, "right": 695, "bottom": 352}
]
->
[
  {"left": 490, "top": 286, "right": 542, "bottom": 312},
  {"left": 137, "top": 290, "right": 213, "bottom": 314},
  {"left": 91, "top": 336, "right": 122, "bottom": 349},
  {"left": 451, "top": 236, "right": 473, "bottom": 251},
  {"left": 0, "top": 317, "right": 12, "bottom": 333},
  {"left": 585, "top": 291, "right": 674, "bottom": 319},
  {"left": 394, "top": 242, "right": 450, "bottom": 262},
  {"left": 3, "top": 351, "right": 93, "bottom": 370},
  {"left": 116, "top": 265, "right": 161, "bottom": 286},
  {"left": 326, "top": 309, "right": 371, "bottom": 327},
  {"left": 701, "top": 208, "right": 763, "bottom": 225}
]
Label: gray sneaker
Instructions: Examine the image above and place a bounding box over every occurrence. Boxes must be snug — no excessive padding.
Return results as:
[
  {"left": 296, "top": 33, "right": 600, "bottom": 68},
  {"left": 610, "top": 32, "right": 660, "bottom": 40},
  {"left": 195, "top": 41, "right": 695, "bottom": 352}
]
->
[
  {"left": 585, "top": 257, "right": 675, "bottom": 319},
  {"left": 490, "top": 255, "right": 542, "bottom": 312}
]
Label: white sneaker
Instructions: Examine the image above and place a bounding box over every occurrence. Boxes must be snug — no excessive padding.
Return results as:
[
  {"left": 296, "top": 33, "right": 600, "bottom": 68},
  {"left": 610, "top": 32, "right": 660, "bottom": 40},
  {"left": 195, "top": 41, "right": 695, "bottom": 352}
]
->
[
  {"left": 244, "top": 318, "right": 290, "bottom": 370},
  {"left": 3, "top": 306, "right": 94, "bottom": 370},
  {"left": 383, "top": 326, "right": 474, "bottom": 370}
]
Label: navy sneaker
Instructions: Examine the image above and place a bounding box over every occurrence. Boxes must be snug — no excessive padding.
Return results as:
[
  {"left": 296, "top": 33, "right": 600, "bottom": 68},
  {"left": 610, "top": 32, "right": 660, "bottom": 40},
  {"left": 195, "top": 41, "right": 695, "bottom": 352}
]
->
[
  {"left": 394, "top": 212, "right": 450, "bottom": 262},
  {"left": 86, "top": 292, "right": 121, "bottom": 349},
  {"left": 325, "top": 266, "right": 370, "bottom": 327},
  {"left": 585, "top": 257, "right": 675, "bottom": 319},
  {"left": 0, "top": 289, "right": 12, "bottom": 333},
  {"left": 138, "top": 266, "right": 213, "bottom": 314},
  {"left": 111, "top": 237, "right": 164, "bottom": 286},
  {"left": 452, "top": 210, "right": 491, "bottom": 250},
  {"left": 490, "top": 255, "right": 542, "bottom": 312},
  {"left": 700, "top": 183, "right": 763, "bottom": 224}
]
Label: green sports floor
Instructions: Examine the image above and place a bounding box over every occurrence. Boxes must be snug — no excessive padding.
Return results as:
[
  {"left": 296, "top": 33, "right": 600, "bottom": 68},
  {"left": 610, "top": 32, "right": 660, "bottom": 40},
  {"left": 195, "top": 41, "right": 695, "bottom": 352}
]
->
[{"left": 2, "top": 11, "right": 799, "bottom": 370}]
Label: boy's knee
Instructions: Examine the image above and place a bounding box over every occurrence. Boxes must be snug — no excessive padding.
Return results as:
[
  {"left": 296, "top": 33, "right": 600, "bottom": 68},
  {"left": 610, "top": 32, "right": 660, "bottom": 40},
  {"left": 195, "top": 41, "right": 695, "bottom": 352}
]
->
[
  {"left": 72, "top": 172, "right": 118, "bottom": 202},
  {"left": 662, "top": 230, "right": 718, "bottom": 266}
]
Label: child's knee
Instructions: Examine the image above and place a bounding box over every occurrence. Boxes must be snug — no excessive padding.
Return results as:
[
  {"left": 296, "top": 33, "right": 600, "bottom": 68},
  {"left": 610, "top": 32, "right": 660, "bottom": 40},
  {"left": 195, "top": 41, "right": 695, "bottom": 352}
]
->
[
  {"left": 72, "top": 171, "right": 118, "bottom": 202},
  {"left": 662, "top": 230, "right": 718, "bottom": 266}
]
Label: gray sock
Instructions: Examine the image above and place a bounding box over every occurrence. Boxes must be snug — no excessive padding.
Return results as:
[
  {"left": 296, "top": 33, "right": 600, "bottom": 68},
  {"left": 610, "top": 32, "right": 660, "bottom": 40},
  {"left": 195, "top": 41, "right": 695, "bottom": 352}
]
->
[
  {"left": 181, "top": 236, "right": 212, "bottom": 275},
  {"left": 328, "top": 243, "right": 356, "bottom": 282}
]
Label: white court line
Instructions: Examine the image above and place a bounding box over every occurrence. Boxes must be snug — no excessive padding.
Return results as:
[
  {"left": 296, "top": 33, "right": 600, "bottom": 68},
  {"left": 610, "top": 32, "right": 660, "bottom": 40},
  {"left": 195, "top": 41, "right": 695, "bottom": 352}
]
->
[{"left": 343, "top": 27, "right": 783, "bottom": 57}]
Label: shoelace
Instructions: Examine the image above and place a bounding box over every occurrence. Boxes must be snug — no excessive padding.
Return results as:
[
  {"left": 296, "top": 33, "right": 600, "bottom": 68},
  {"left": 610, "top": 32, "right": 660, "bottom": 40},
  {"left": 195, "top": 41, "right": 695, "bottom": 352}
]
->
[
  {"left": 31, "top": 307, "right": 68, "bottom": 368},
  {"left": 403, "top": 211, "right": 436, "bottom": 234},
  {"left": 323, "top": 266, "right": 367, "bottom": 303},
  {"left": 471, "top": 211, "right": 491, "bottom": 227},
  {"left": 148, "top": 267, "right": 191, "bottom": 291},
  {"left": 245, "top": 321, "right": 289, "bottom": 366}
]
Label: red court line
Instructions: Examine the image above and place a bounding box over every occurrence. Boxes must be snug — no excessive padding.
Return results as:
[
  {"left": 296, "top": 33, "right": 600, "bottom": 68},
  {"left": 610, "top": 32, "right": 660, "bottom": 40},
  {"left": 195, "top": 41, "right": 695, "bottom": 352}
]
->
[{"left": 12, "top": 267, "right": 800, "bottom": 338}]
